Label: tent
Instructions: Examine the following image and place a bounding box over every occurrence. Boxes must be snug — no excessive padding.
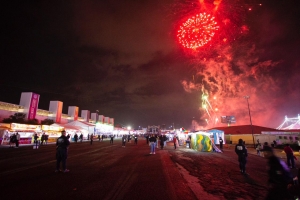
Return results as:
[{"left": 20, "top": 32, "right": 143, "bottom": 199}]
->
[
  {"left": 50, "top": 123, "right": 89, "bottom": 140},
  {"left": 190, "top": 132, "right": 222, "bottom": 152},
  {"left": 206, "top": 129, "right": 225, "bottom": 145},
  {"left": 66, "top": 121, "right": 95, "bottom": 134},
  {"left": 51, "top": 123, "right": 85, "bottom": 133}
]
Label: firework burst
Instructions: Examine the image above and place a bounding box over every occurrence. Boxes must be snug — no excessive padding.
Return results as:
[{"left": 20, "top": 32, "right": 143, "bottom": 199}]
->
[{"left": 177, "top": 13, "right": 219, "bottom": 49}]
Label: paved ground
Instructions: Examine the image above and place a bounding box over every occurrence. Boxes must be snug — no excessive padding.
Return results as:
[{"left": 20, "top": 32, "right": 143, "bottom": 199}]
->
[{"left": 0, "top": 138, "right": 299, "bottom": 200}]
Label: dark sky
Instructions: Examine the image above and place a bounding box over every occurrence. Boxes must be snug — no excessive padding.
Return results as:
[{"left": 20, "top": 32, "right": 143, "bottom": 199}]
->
[{"left": 1, "top": 0, "right": 300, "bottom": 129}]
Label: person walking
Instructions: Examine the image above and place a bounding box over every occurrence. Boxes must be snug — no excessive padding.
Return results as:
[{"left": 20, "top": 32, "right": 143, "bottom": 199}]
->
[
  {"left": 149, "top": 134, "right": 157, "bottom": 154},
  {"left": 127, "top": 134, "right": 131, "bottom": 143},
  {"left": 134, "top": 135, "right": 138, "bottom": 145},
  {"left": 45, "top": 134, "right": 48, "bottom": 145},
  {"left": 110, "top": 135, "right": 114, "bottom": 144},
  {"left": 256, "top": 142, "right": 262, "bottom": 156},
  {"left": 41, "top": 133, "right": 45, "bottom": 145},
  {"left": 173, "top": 136, "right": 177, "bottom": 149},
  {"left": 15, "top": 132, "right": 20, "bottom": 148},
  {"left": 163, "top": 135, "right": 167, "bottom": 148},
  {"left": 74, "top": 133, "right": 78, "bottom": 143},
  {"left": 263, "top": 146, "right": 294, "bottom": 200},
  {"left": 90, "top": 134, "right": 93, "bottom": 145},
  {"left": 186, "top": 135, "right": 191, "bottom": 149},
  {"left": 219, "top": 137, "right": 223, "bottom": 151},
  {"left": 283, "top": 144, "right": 295, "bottom": 169},
  {"left": 55, "top": 130, "right": 70, "bottom": 173},
  {"left": 122, "top": 135, "right": 126, "bottom": 147},
  {"left": 235, "top": 139, "right": 248, "bottom": 175},
  {"left": 159, "top": 135, "right": 164, "bottom": 149},
  {"left": 79, "top": 133, "right": 83, "bottom": 142},
  {"left": 33, "top": 133, "right": 39, "bottom": 149}
]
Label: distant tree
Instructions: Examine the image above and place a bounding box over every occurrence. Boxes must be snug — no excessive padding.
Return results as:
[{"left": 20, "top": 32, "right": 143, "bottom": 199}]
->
[
  {"left": 26, "top": 119, "right": 39, "bottom": 125},
  {"left": 41, "top": 119, "right": 54, "bottom": 125},
  {"left": 2, "top": 113, "right": 26, "bottom": 123}
]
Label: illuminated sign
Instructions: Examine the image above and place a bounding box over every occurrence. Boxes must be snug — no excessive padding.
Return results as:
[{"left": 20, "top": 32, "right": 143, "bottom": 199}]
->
[
  {"left": 221, "top": 116, "right": 236, "bottom": 124},
  {"left": 0, "top": 123, "right": 11, "bottom": 129},
  {"left": 11, "top": 123, "right": 41, "bottom": 131},
  {"left": 42, "top": 125, "right": 64, "bottom": 132}
]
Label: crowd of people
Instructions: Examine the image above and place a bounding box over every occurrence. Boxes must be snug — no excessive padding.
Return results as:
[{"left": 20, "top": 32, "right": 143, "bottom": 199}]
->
[{"left": 235, "top": 138, "right": 300, "bottom": 199}]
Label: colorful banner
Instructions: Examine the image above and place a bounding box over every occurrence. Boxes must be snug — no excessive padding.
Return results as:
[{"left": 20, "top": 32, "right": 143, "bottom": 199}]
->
[
  {"left": 28, "top": 93, "right": 40, "bottom": 120},
  {"left": 56, "top": 101, "right": 63, "bottom": 123},
  {"left": 74, "top": 107, "right": 79, "bottom": 120}
]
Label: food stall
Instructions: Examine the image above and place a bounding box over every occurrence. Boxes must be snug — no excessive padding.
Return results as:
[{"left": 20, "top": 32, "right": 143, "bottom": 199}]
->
[
  {"left": 1, "top": 123, "right": 42, "bottom": 145},
  {"left": 41, "top": 125, "right": 64, "bottom": 143},
  {"left": 0, "top": 123, "right": 11, "bottom": 145}
]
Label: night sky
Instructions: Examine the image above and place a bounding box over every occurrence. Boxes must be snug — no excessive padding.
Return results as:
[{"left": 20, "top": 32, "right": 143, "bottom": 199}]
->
[{"left": 1, "top": 0, "right": 300, "bottom": 129}]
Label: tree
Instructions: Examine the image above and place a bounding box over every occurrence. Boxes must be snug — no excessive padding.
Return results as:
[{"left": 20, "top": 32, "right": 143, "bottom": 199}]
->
[
  {"left": 41, "top": 119, "right": 54, "bottom": 125},
  {"left": 27, "top": 119, "right": 39, "bottom": 125},
  {"left": 2, "top": 113, "right": 26, "bottom": 123}
]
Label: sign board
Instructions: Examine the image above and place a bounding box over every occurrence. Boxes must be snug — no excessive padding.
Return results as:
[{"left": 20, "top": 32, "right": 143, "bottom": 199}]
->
[{"left": 221, "top": 116, "right": 236, "bottom": 124}]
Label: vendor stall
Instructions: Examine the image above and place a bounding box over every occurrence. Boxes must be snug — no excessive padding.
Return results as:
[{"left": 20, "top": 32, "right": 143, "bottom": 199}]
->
[
  {"left": 41, "top": 125, "right": 64, "bottom": 143},
  {"left": 1, "top": 123, "right": 42, "bottom": 145}
]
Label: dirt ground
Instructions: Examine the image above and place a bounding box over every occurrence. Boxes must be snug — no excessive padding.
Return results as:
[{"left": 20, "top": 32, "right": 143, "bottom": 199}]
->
[
  {"left": 169, "top": 145, "right": 299, "bottom": 200},
  {"left": 0, "top": 138, "right": 299, "bottom": 200}
]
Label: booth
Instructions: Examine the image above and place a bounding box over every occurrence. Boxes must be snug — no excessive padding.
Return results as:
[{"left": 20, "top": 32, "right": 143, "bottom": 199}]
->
[
  {"left": 206, "top": 129, "right": 225, "bottom": 145},
  {"left": 41, "top": 125, "right": 64, "bottom": 143},
  {"left": 1, "top": 123, "right": 42, "bottom": 145}
]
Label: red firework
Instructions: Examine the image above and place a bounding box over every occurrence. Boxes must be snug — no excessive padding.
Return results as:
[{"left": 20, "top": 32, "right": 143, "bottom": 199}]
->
[{"left": 177, "top": 13, "right": 219, "bottom": 49}]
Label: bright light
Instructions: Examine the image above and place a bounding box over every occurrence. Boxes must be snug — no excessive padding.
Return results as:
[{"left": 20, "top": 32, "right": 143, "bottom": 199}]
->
[{"left": 127, "top": 126, "right": 131, "bottom": 130}]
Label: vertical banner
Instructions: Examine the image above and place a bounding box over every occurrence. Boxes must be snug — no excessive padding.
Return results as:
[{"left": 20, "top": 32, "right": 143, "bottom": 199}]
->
[
  {"left": 56, "top": 101, "right": 63, "bottom": 123},
  {"left": 81, "top": 110, "right": 91, "bottom": 122},
  {"left": 74, "top": 107, "right": 79, "bottom": 120},
  {"left": 49, "top": 101, "right": 63, "bottom": 123},
  {"left": 98, "top": 115, "right": 104, "bottom": 124},
  {"left": 28, "top": 93, "right": 40, "bottom": 120},
  {"left": 68, "top": 106, "right": 79, "bottom": 121},
  {"left": 110, "top": 118, "right": 114, "bottom": 126}
]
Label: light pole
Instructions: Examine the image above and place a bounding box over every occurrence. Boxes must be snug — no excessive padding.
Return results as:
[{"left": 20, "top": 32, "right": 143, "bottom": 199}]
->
[
  {"left": 244, "top": 95, "right": 256, "bottom": 148},
  {"left": 193, "top": 117, "right": 195, "bottom": 132}
]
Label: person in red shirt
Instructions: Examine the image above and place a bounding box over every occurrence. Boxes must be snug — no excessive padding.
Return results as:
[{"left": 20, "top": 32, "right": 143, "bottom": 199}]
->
[
  {"left": 173, "top": 136, "right": 178, "bottom": 149},
  {"left": 283, "top": 144, "right": 295, "bottom": 169}
]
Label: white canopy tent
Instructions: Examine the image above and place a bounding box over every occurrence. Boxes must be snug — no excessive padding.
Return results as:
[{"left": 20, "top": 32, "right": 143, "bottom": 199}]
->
[
  {"left": 66, "top": 121, "right": 95, "bottom": 134},
  {"left": 51, "top": 123, "right": 89, "bottom": 138}
]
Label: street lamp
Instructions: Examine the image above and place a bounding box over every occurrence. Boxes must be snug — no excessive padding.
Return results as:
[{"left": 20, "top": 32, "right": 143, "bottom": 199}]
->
[{"left": 244, "top": 95, "right": 256, "bottom": 148}]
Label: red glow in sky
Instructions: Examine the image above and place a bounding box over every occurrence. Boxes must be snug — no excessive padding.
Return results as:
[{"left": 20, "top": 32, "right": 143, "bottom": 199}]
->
[{"left": 177, "top": 13, "right": 219, "bottom": 49}]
